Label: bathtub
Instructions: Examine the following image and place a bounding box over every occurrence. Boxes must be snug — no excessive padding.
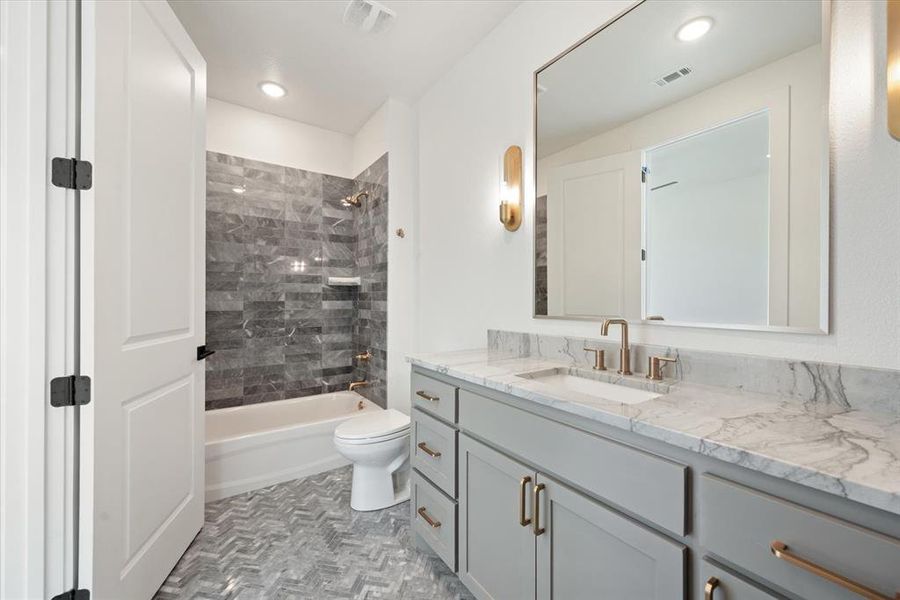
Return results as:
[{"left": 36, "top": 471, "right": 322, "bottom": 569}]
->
[{"left": 205, "top": 391, "right": 381, "bottom": 501}]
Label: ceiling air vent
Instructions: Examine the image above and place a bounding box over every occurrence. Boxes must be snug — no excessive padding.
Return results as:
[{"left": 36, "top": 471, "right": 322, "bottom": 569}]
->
[
  {"left": 653, "top": 66, "right": 693, "bottom": 87},
  {"left": 343, "top": 0, "right": 396, "bottom": 34}
]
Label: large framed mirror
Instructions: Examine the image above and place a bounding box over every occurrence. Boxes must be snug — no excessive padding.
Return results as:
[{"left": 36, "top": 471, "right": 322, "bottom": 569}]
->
[{"left": 534, "top": 0, "right": 829, "bottom": 333}]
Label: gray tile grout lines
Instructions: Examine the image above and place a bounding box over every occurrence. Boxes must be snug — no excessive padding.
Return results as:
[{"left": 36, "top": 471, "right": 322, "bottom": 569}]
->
[{"left": 154, "top": 466, "right": 473, "bottom": 600}]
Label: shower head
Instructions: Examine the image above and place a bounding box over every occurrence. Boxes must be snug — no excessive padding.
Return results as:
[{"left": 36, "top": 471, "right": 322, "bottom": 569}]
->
[{"left": 343, "top": 190, "right": 369, "bottom": 207}]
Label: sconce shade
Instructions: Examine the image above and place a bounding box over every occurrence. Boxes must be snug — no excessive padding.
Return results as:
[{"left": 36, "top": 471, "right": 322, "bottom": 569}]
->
[
  {"left": 890, "top": 0, "right": 900, "bottom": 139},
  {"left": 500, "top": 145, "right": 523, "bottom": 231}
]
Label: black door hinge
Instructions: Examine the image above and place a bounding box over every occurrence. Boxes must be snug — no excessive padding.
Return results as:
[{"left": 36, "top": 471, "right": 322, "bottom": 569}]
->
[
  {"left": 197, "top": 344, "right": 216, "bottom": 361},
  {"left": 51, "top": 157, "right": 93, "bottom": 190},
  {"left": 641, "top": 166, "right": 648, "bottom": 183},
  {"left": 51, "top": 588, "right": 90, "bottom": 600},
  {"left": 50, "top": 375, "right": 91, "bottom": 407},
  {"left": 641, "top": 248, "right": 647, "bottom": 261}
]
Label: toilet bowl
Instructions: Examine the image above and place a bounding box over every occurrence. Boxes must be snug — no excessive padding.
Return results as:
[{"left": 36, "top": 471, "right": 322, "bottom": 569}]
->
[{"left": 333, "top": 408, "right": 411, "bottom": 511}]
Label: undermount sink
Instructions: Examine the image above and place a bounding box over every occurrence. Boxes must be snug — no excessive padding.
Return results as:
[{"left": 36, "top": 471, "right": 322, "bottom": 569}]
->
[{"left": 517, "top": 368, "right": 663, "bottom": 405}]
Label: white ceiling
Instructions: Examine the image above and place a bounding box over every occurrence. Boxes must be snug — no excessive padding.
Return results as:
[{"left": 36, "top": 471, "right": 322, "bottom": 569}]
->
[
  {"left": 169, "top": 0, "right": 520, "bottom": 134},
  {"left": 537, "top": 0, "right": 822, "bottom": 157}
]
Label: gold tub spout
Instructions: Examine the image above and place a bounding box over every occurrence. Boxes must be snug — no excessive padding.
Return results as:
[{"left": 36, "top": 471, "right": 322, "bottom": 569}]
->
[{"left": 349, "top": 381, "right": 370, "bottom": 392}]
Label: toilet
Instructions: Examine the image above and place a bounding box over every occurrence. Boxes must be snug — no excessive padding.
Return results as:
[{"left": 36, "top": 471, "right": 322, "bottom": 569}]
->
[{"left": 333, "top": 408, "right": 411, "bottom": 511}]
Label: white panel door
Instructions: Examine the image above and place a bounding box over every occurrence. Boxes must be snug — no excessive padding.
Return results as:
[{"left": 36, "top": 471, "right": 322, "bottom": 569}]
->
[
  {"left": 546, "top": 151, "right": 642, "bottom": 318},
  {"left": 82, "top": 1, "right": 206, "bottom": 597}
]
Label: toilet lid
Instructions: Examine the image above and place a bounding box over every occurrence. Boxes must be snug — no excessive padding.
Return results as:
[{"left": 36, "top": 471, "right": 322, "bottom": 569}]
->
[{"left": 334, "top": 409, "right": 410, "bottom": 441}]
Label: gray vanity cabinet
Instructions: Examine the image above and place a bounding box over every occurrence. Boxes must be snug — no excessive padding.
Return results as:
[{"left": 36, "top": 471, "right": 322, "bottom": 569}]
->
[
  {"left": 410, "top": 366, "right": 900, "bottom": 600},
  {"left": 458, "top": 434, "right": 685, "bottom": 600},
  {"left": 535, "top": 472, "right": 685, "bottom": 600},
  {"left": 458, "top": 434, "right": 536, "bottom": 600}
]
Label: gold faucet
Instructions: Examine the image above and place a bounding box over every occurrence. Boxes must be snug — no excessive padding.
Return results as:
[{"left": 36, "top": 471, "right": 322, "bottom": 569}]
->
[
  {"left": 355, "top": 351, "right": 372, "bottom": 361},
  {"left": 349, "top": 380, "right": 370, "bottom": 392},
  {"left": 600, "top": 318, "right": 632, "bottom": 375}
]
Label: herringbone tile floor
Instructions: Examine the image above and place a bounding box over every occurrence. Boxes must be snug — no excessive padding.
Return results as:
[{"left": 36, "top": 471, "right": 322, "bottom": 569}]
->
[{"left": 154, "top": 466, "right": 474, "bottom": 599}]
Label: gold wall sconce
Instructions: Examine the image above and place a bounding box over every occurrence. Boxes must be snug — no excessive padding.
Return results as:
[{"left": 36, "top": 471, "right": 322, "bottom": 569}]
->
[
  {"left": 890, "top": 0, "right": 900, "bottom": 139},
  {"left": 499, "top": 145, "right": 523, "bottom": 231}
]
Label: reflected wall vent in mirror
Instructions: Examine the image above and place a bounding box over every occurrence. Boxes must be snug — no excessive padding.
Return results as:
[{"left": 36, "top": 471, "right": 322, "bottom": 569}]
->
[{"left": 654, "top": 67, "right": 693, "bottom": 87}]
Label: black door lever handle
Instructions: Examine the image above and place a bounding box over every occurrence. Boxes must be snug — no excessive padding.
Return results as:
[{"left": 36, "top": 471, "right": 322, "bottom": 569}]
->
[{"left": 197, "top": 345, "right": 215, "bottom": 361}]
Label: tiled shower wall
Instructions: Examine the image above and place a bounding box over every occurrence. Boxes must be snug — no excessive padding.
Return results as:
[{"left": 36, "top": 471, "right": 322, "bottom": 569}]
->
[
  {"left": 351, "top": 155, "right": 389, "bottom": 408},
  {"left": 535, "top": 195, "right": 548, "bottom": 315},
  {"left": 204, "top": 151, "right": 388, "bottom": 410}
]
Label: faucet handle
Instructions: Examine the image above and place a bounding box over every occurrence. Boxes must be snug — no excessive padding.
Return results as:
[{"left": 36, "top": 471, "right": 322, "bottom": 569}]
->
[
  {"left": 647, "top": 356, "right": 676, "bottom": 381},
  {"left": 583, "top": 347, "right": 607, "bottom": 371}
]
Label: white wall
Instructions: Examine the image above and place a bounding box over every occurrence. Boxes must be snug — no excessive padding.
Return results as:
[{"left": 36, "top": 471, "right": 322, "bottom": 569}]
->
[
  {"left": 416, "top": 0, "right": 900, "bottom": 369},
  {"left": 207, "top": 98, "right": 354, "bottom": 177},
  {"left": 352, "top": 103, "right": 388, "bottom": 177},
  {"left": 384, "top": 99, "right": 419, "bottom": 414}
]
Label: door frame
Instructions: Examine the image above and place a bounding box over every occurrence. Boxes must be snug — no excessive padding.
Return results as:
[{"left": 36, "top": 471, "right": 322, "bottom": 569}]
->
[{"left": 0, "top": 1, "right": 79, "bottom": 597}]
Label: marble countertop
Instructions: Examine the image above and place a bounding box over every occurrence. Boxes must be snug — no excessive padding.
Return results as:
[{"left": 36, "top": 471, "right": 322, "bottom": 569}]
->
[{"left": 408, "top": 349, "right": 900, "bottom": 517}]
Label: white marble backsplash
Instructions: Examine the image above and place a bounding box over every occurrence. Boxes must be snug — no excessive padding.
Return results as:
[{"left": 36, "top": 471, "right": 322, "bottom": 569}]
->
[{"left": 488, "top": 329, "right": 900, "bottom": 415}]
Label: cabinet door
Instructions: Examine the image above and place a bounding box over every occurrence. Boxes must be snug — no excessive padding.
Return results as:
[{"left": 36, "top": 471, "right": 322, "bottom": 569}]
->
[
  {"left": 459, "top": 434, "right": 536, "bottom": 600},
  {"left": 535, "top": 473, "right": 686, "bottom": 600}
]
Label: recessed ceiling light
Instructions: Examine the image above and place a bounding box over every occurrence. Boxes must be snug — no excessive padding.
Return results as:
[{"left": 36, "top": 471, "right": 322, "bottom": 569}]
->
[
  {"left": 676, "top": 17, "right": 713, "bottom": 42},
  {"left": 232, "top": 185, "right": 246, "bottom": 195},
  {"left": 259, "top": 81, "right": 286, "bottom": 98}
]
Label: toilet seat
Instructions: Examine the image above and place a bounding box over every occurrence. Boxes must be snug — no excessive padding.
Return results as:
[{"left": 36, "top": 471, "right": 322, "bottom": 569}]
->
[{"left": 334, "top": 409, "right": 410, "bottom": 445}]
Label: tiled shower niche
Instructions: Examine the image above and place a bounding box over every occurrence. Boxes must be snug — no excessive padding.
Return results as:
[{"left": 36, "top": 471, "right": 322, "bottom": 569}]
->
[{"left": 204, "top": 152, "right": 388, "bottom": 410}]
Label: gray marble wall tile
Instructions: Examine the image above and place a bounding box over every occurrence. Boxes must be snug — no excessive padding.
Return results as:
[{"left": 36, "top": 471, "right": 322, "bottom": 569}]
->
[
  {"left": 487, "top": 329, "right": 900, "bottom": 415},
  {"left": 534, "top": 195, "right": 548, "bottom": 316},
  {"left": 205, "top": 151, "right": 389, "bottom": 410},
  {"left": 351, "top": 153, "right": 389, "bottom": 408}
]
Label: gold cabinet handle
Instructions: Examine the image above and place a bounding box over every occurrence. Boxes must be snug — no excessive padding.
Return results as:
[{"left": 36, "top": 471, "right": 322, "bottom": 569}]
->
[
  {"left": 518, "top": 476, "right": 532, "bottom": 526},
  {"left": 532, "top": 483, "right": 546, "bottom": 536},
  {"left": 417, "top": 442, "right": 441, "bottom": 458},
  {"left": 415, "top": 390, "right": 439, "bottom": 402},
  {"left": 704, "top": 577, "right": 719, "bottom": 600},
  {"left": 417, "top": 506, "right": 441, "bottom": 529},
  {"left": 770, "top": 541, "right": 898, "bottom": 600}
]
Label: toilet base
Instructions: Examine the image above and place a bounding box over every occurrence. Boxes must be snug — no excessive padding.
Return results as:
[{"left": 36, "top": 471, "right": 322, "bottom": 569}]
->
[{"left": 349, "top": 460, "right": 410, "bottom": 512}]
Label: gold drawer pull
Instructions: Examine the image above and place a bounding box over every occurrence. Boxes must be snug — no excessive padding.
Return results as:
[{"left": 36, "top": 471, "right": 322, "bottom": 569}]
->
[
  {"left": 415, "top": 390, "right": 439, "bottom": 402},
  {"left": 704, "top": 577, "right": 719, "bottom": 600},
  {"left": 770, "top": 541, "right": 898, "bottom": 600},
  {"left": 417, "top": 506, "right": 441, "bottom": 529},
  {"left": 417, "top": 442, "right": 441, "bottom": 458},
  {"left": 532, "top": 483, "right": 545, "bottom": 536},
  {"left": 518, "top": 476, "right": 532, "bottom": 526}
]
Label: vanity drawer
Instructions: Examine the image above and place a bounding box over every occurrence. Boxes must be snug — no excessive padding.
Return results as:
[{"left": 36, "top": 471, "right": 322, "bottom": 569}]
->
[
  {"left": 700, "top": 559, "right": 780, "bottom": 600},
  {"left": 411, "top": 371, "right": 457, "bottom": 423},
  {"left": 458, "top": 388, "right": 687, "bottom": 535},
  {"left": 412, "top": 408, "right": 457, "bottom": 497},
  {"left": 701, "top": 475, "right": 900, "bottom": 600},
  {"left": 412, "top": 470, "right": 457, "bottom": 572}
]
